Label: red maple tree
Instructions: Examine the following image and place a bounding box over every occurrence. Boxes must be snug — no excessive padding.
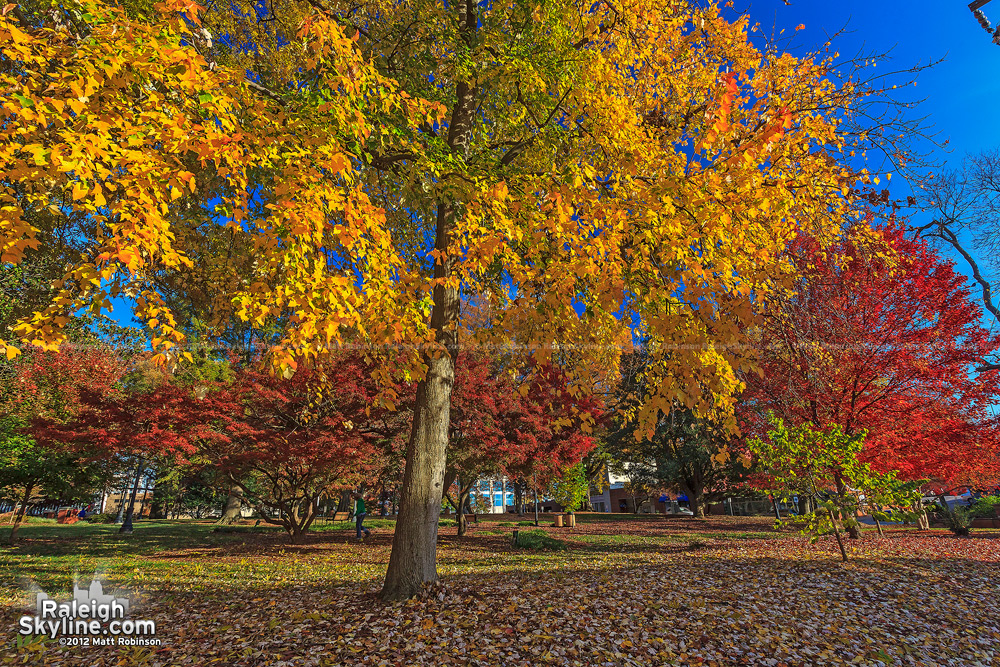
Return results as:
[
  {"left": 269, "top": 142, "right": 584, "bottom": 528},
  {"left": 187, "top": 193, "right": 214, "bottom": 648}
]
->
[
  {"left": 743, "top": 221, "right": 1000, "bottom": 495},
  {"left": 2, "top": 344, "right": 127, "bottom": 539},
  {"left": 422, "top": 354, "right": 603, "bottom": 533},
  {"left": 197, "top": 355, "right": 405, "bottom": 542}
]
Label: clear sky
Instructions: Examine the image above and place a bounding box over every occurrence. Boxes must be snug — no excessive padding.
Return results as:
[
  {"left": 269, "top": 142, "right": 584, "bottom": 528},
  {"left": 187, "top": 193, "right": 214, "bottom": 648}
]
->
[
  {"left": 738, "top": 0, "right": 1000, "bottom": 338},
  {"left": 741, "top": 0, "right": 1000, "bottom": 172}
]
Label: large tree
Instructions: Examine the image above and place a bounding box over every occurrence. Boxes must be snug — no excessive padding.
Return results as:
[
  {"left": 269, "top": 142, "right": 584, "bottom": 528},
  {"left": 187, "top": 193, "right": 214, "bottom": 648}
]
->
[
  {"left": 197, "top": 356, "right": 406, "bottom": 542},
  {"left": 743, "top": 222, "right": 1000, "bottom": 496},
  {"left": 3, "top": 0, "right": 902, "bottom": 597},
  {"left": 0, "top": 344, "right": 126, "bottom": 540}
]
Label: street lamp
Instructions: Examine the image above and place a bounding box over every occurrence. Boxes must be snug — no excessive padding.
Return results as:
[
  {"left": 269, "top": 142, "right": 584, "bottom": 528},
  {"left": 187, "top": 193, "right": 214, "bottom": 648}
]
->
[{"left": 970, "top": 0, "right": 1000, "bottom": 44}]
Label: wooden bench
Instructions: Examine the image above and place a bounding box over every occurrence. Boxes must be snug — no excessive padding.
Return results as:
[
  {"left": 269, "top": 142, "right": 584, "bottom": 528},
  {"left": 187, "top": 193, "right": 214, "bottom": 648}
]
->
[
  {"left": 331, "top": 512, "right": 351, "bottom": 521},
  {"left": 463, "top": 514, "right": 477, "bottom": 524}
]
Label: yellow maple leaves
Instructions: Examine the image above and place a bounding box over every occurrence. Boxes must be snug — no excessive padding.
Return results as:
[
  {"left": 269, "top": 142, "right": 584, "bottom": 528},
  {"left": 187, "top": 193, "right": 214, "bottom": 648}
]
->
[{"left": 2, "top": 0, "right": 877, "bottom": 429}]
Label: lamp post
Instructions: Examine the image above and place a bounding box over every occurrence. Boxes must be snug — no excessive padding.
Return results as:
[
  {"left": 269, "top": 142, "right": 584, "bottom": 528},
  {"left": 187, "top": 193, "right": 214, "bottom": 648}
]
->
[
  {"left": 533, "top": 472, "right": 539, "bottom": 526},
  {"left": 970, "top": 0, "right": 1000, "bottom": 44}
]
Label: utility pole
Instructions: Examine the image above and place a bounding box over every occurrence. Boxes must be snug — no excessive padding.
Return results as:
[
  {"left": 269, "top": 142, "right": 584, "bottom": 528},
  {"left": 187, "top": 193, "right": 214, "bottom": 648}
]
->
[
  {"left": 970, "top": 0, "right": 1000, "bottom": 44},
  {"left": 532, "top": 472, "right": 539, "bottom": 526}
]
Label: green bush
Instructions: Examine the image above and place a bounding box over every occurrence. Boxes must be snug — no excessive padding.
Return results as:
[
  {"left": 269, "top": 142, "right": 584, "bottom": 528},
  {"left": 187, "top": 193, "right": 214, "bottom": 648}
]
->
[
  {"left": 512, "top": 529, "right": 566, "bottom": 551},
  {"left": 82, "top": 513, "right": 116, "bottom": 524},
  {"left": 936, "top": 505, "right": 972, "bottom": 536},
  {"left": 967, "top": 496, "right": 1000, "bottom": 518}
]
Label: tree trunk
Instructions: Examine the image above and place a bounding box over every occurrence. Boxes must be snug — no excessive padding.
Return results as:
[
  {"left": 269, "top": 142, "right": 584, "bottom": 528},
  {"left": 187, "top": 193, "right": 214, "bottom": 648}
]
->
[
  {"left": 533, "top": 483, "right": 539, "bottom": 526},
  {"left": 691, "top": 486, "right": 706, "bottom": 519},
  {"left": 513, "top": 479, "right": 525, "bottom": 516},
  {"left": 834, "top": 475, "right": 861, "bottom": 539},
  {"left": 381, "top": 350, "right": 455, "bottom": 599},
  {"left": 138, "top": 487, "right": 149, "bottom": 520},
  {"left": 114, "top": 472, "right": 131, "bottom": 524},
  {"left": 914, "top": 500, "right": 929, "bottom": 530},
  {"left": 217, "top": 485, "right": 244, "bottom": 525},
  {"left": 380, "top": 0, "right": 476, "bottom": 599},
  {"left": 829, "top": 508, "right": 849, "bottom": 562},
  {"left": 457, "top": 495, "right": 469, "bottom": 538},
  {"left": 119, "top": 458, "right": 145, "bottom": 534},
  {"left": 381, "top": 205, "right": 460, "bottom": 601},
  {"left": 8, "top": 485, "right": 33, "bottom": 544}
]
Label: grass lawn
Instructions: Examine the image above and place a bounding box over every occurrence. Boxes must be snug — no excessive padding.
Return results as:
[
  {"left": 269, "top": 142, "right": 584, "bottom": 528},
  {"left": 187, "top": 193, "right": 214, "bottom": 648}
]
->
[{"left": 2, "top": 514, "right": 998, "bottom": 666}]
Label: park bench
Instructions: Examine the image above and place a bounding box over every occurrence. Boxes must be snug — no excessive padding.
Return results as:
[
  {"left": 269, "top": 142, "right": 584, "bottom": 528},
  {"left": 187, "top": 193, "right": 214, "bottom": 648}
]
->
[
  {"left": 463, "top": 514, "right": 478, "bottom": 524},
  {"left": 331, "top": 512, "right": 351, "bottom": 521}
]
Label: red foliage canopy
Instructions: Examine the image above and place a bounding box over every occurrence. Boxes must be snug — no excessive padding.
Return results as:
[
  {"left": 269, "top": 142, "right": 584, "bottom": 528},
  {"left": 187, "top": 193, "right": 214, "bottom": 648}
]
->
[
  {"left": 5, "top": 344, "right": 125, "bottom": 425},
  {"left": 200, "top": 356, "right": 400, "bottom": 489},
  {"left": 496, "top": 362, "right": 603, "bottom": 485},
  {"left": 743, "top": 222, "right": 1000, "bottom": 488}
]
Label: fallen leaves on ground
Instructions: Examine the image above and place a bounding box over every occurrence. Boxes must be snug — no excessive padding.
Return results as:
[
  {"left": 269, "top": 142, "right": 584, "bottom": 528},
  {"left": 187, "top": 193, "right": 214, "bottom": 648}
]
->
[{"left": 2, "top": 518, "right": 998, "bottom": 666}]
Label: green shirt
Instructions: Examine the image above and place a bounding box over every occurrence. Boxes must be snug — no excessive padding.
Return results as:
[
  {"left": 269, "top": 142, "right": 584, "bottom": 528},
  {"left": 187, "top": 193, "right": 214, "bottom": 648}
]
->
[{"left": 355, "top": 498, "right": 366, "bottom": 515}]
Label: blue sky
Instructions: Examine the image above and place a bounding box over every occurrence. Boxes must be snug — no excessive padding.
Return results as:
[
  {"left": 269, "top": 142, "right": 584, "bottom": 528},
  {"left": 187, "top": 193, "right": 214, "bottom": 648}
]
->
[
  {"left": 741, "top": 0, "right": 1000, "bottom": 197},
  {"left": 737, "top": 1, "right": 1000, "bottom": 336}
]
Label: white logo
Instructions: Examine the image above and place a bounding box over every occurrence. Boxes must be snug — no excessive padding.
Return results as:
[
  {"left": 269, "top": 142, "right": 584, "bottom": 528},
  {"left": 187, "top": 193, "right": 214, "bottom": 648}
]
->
[{"left": 17, "top": 574, "right": 159, "bottom": 648}]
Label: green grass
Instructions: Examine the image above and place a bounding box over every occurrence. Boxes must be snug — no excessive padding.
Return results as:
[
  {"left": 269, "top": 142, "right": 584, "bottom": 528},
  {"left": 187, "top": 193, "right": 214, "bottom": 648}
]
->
[
  {"left": 212, "top": 525, "right": 283, "bottom": 534},
  {"left": 21, "top": 517, "right": 58, "bottom": 525},
  {"left": 496, "top": 520, "right": 538, "bottom": 527},
  {"left": 2, "top": 515, "right": 997, "bottom": 667},
  {"left": 512, "top": 529, "right": 566, "bottom": 551},
  {"left": 313, "top": 518, "right": 398, "bottom": 531}
]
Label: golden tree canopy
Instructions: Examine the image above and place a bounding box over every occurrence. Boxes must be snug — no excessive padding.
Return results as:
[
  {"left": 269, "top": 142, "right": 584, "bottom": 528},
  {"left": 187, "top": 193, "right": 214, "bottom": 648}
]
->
[{"left": 3, "top": 0, "right": 864, "bottom": 427}]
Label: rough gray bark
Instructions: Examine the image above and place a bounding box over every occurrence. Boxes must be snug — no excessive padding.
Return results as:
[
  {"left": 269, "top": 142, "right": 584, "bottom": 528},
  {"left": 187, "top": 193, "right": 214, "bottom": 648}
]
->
[
  {"left": 381, "top": 202, "right": 461, "bottom": 600},
  {"left": 216, "top": 485, "right": 244, "bottom": 524},
  {"left": 381, "top": 324, "right": 456, "bottom": 599},
  {"left": 379, "top": 0, "right": 478, "bottom": 602}
]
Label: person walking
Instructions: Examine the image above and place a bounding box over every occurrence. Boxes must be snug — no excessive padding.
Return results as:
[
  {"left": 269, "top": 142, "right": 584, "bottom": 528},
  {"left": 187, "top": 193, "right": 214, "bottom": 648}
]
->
[{"left": 353, "top": 492, "right": 371, "bottom": 542}]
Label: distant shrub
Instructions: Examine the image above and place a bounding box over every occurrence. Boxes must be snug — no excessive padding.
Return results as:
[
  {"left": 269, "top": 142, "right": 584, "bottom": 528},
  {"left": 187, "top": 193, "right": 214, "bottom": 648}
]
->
[
  {"left": 935, "top": 505, "right": 972, "bottom": 536},
  {"left": 512, "top": 529, "right": 566, "bottom": 551},
  {"left": 82, "top": 513, "right": 116, "bottom": 524},
  {"left": 968, "top": 496, "right": 1000, "bottom": 518}
]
